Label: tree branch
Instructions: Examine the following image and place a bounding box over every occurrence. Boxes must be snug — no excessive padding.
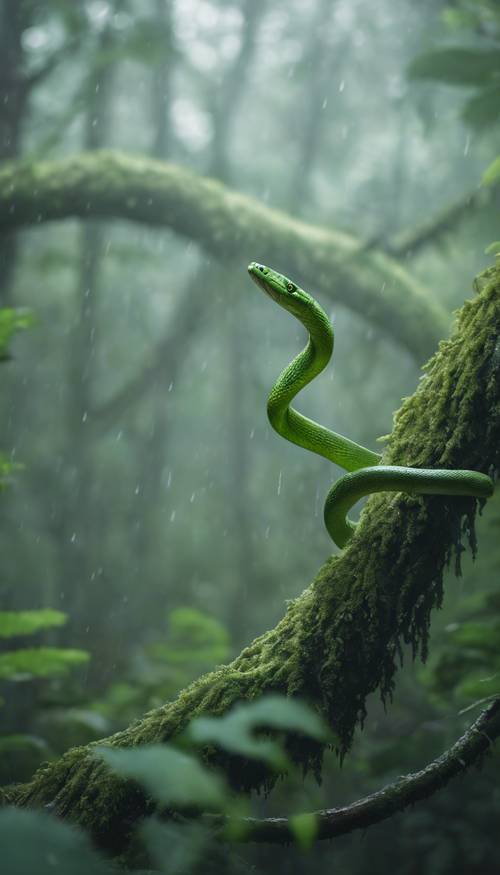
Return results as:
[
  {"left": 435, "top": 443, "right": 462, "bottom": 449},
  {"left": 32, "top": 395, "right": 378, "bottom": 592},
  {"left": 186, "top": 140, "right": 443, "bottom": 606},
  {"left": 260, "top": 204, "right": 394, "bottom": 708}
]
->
[
  {"left": 209, "top": 698, "right": 500, "bottom": 843},
  {"left": 2, "top": 265, "right": 499, "bottom": 855},
  {"left": 0, "top": 150, "right": 447, "bottom": 361},
  {"left": 387, "top": 183, "right": 499, "bottom": 257}
]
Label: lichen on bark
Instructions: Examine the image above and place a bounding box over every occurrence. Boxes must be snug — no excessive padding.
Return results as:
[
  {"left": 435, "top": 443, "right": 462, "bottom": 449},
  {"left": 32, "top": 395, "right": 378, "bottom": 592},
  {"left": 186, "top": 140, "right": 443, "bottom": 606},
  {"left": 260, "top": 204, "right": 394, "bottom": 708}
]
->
[{"left": 1, "top": 264, "right": 499, "bottom": 853}]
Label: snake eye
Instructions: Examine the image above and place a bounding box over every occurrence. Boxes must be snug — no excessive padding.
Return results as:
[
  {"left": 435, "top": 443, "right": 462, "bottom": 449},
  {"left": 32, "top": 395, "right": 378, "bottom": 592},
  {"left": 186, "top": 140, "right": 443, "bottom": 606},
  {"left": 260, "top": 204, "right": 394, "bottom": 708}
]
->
[{"left": 286, "top": 282, "right": 294, "bottom": 292}]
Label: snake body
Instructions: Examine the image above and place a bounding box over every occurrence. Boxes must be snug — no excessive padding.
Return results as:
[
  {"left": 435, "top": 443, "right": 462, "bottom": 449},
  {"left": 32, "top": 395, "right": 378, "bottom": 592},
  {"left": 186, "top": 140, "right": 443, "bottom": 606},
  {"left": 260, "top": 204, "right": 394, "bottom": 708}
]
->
[{"left": 248, "top": 262, "right": 494, "bottom": 549}]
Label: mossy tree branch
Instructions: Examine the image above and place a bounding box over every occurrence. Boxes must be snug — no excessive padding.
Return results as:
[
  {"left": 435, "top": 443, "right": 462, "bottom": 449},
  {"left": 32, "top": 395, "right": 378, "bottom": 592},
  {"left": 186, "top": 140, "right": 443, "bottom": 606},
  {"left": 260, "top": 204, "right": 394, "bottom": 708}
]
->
[
  {"left": 2, "top": 265, "right": 499, "bottom": 854},
  {"left": 0, "top": 150, "right": 447, "bottom": 360}
]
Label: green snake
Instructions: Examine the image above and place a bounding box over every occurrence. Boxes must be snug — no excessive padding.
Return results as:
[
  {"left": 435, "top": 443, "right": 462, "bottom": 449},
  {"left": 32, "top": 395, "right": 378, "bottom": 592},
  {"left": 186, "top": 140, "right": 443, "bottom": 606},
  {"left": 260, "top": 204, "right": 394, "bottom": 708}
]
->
[{"left": 248, "top": 262, "right": 494, "bottom": 549}]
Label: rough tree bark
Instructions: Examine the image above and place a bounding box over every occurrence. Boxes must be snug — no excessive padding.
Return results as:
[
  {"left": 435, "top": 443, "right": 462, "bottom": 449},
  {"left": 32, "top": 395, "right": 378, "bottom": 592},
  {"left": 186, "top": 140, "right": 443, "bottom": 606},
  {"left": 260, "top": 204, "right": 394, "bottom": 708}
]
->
[
  {"left": 1, "top": 262, "right": 499, "bottom": 856},
  {"left": 0, "top": 151, "right": 447, "bottom": 361}
]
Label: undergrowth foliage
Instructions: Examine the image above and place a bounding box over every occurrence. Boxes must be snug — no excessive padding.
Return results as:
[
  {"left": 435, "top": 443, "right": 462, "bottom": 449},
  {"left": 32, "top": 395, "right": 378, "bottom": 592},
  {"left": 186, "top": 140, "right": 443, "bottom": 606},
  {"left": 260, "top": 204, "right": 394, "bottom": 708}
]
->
[{"left": 1, "top": 695, "right": 328, "bottom": 872}]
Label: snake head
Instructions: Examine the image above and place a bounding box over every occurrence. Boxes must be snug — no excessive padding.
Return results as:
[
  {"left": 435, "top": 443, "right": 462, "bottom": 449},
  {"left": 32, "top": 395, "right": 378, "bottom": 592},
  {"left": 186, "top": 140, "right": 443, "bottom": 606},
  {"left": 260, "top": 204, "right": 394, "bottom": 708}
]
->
[{"left": 248, "top": 263, "right": 307, "bottom": 308}]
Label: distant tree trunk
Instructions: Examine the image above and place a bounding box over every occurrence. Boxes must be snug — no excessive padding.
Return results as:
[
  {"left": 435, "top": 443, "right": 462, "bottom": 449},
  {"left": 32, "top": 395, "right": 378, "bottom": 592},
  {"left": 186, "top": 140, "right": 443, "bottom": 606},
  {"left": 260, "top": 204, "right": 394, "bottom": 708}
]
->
[
  {"left": 224, "top": 292, "right": 256, "bottom": 639},
  {"left": 60, "top": 25, "right": 116, "bottom": 660},
  {"left": 133, "top": 0, "right": 265, "bottom": 639},
  {"left": 209, "top": 0, "right": 265, "bottom": 180},
  {"left": 287, "top": 0, "right": 340, "bottom": 215},
  {"left": 208, "top": 0, "right": 265, "bottom": 641},
  {"left": 129, "top": 0, "right": 179, "bottom": 592},
  {"left": 150, "top": 0, "right": 174, "bottom": 159},
  {"left": 0, "top": 0, "right": 30, "bottom": 302}
]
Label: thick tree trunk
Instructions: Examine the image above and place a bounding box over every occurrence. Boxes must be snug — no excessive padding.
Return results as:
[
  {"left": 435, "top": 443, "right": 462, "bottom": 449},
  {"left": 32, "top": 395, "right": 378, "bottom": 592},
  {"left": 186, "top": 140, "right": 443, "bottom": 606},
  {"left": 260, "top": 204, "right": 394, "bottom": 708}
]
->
[{"left": 2, "top": 263, "right": 499, "bottom": 856}]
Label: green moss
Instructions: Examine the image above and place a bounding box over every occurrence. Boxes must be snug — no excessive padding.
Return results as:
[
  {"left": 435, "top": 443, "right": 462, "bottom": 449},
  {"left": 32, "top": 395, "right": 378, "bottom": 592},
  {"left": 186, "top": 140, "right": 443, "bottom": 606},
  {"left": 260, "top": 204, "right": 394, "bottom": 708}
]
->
[{"left": 3, "top": 265, "right": 499, "bottom": 855}]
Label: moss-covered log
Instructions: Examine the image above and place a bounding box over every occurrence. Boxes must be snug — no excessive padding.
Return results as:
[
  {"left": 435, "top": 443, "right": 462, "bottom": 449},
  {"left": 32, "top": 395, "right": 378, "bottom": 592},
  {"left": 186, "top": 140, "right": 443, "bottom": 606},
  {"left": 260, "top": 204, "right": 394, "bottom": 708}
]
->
[
  {"left": 1, "top": 264, "right": 499, "bottom": 853},
  {"left": 0, "top": 150, "right": 446, "bottom": 360}
]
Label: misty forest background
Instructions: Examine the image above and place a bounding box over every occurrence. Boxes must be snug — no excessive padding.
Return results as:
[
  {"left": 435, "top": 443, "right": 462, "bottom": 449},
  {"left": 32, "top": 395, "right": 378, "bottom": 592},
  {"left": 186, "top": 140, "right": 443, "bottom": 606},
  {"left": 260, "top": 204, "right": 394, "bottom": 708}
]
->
[{"left": 1, "top": 0, "right": 500, "bottom": 873}]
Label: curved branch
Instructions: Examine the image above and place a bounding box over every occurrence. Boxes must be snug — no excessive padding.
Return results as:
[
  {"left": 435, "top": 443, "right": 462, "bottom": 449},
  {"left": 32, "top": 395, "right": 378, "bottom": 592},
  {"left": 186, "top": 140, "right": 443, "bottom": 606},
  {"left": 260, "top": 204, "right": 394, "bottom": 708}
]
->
[
  {"left": 2, "top": 265, "right": 499, "bottom": 856},
  {"left": 209, "top": 698, "right": 500, "bottom": 843},
  {"left": 0, "top": 150, "right": 447, "bottom": 360}
]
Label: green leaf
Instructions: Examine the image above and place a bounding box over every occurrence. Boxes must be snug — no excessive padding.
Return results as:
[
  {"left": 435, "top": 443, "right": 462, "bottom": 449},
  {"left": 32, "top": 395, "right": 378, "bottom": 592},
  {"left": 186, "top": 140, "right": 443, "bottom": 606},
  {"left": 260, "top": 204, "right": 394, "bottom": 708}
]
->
[
  {"left": 408, "top": 48, "right": 500, "bottom": 86},
  {"left": 187, "top": 695, "right": 331, "bottom": 769},
  {"left": 168, "top": 607, "right": 230, "bottom": 649},
  {"left": 97, "top": 744, "right": 227, "bottom": 811},
  {"left": 289, "top": 812, "right": 319, "bottom": 849},
  {"left": 151, "top": 607, "right": 230, "bottom": 667},
  {"left": 462, "top": 85, "right": 500, "bottom": 128},
  {"left": 0, "top": 452, "right": 23, "bottom": 488},
  {"left": 0, "top": 308, "right": 34, "bottom": 359},
  {"left": 485, "top": 241, "right": 500, "bottom": 255},
  {"left": 0, "top": 647, "right": 89, "bottom": 680},
  {"left": 448, "top": 620, "right": 500, "bottom": 652},
  {"left": 0, "top": 609, "right": 67, "bottom": 639},
  {"left": 0, "top": 807, "right": 111, "bottom": 875},
  {"left": 483, "top": 154, "right": 500, "bottom": 185},
  {"left": 0, "top": 734, "right": 49, "bottom": 754},
  {"left": 442, "top": 9, "right": 482, "bottom": 31}
]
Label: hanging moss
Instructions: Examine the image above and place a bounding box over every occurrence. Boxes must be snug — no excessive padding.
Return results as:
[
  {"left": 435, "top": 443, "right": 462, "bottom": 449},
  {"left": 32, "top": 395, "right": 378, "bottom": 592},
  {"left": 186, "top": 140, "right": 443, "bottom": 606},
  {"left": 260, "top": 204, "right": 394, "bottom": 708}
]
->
[{"left": 2, "top": 264, "right": 500, "bottom": 854}]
